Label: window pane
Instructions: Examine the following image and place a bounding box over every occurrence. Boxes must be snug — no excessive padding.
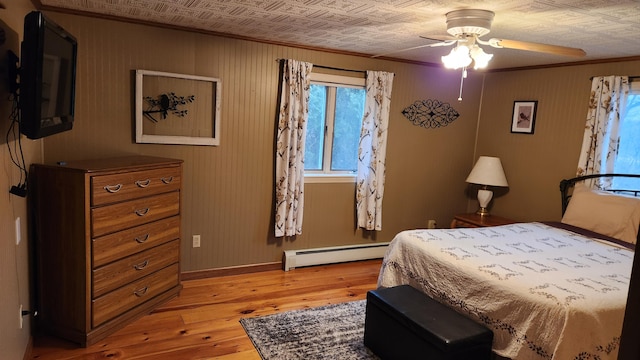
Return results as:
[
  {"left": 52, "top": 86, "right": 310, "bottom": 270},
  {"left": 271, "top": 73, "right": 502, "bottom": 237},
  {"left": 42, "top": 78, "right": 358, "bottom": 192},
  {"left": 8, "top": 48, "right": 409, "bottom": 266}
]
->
[
  {"left": 613, "top": 93, "right": 640, "bottom": 189},
  {"left": 305, "top": 84, "right": 327, "bottom": 171},
  {"left": 331, "top": 87, "right": 365, "bottom": 171}
]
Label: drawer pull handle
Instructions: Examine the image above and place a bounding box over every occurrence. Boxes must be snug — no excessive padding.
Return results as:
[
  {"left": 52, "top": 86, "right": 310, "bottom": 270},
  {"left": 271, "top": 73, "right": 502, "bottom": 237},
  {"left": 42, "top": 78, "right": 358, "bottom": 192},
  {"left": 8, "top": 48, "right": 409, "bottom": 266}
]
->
[
  {"left": 135, "top": 234, "right": 150, "bottom": 243},
  {"left": 136, "top": 179, "right": 151, "bottom": 188},
  {"left": 161, "top": 176, "right": 174, "bottom": 184},
  {"left": 135, "top": 208, "right": 150, "bottom": 216},
  {"left": 133, "top": 260, "right": 149, "bottom": 270},
  {"left": 104, "top": 184, "right": 122, "bottom": 193},
  {"left": 134, "top": 287, "right": 149, "bottom": 297}
]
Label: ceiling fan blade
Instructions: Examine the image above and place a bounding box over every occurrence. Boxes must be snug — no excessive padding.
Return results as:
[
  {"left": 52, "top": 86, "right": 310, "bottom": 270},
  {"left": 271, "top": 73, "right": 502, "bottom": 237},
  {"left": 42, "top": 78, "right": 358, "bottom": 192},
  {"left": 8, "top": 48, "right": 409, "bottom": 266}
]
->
[
  {"left": 371, "top": 43, "right": 438, "bottom": 58},
  {"left": 420, "top": 35, "right": 458, "bottom": 42},
  {"left": 489, "top": 38, "right": 586, "bottom": 57}
]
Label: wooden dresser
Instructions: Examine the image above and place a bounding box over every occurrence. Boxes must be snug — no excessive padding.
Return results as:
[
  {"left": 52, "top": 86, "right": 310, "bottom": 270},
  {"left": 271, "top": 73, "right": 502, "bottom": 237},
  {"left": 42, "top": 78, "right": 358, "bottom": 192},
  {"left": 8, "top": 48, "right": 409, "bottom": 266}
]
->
[{"left": 30, "top": 156, "right": 183, "bottom": 346}]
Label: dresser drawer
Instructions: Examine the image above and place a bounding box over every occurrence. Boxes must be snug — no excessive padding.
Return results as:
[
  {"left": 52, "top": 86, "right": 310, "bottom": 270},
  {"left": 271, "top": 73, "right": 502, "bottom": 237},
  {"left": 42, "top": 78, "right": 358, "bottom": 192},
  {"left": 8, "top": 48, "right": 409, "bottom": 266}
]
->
[
  {"left": 92, "top": 216, "right": 180, "bottom": 268},
  {"left": 91, "top": 192, "right": 180, "bottom": 237},
  {"left": 91, "top": 166, "right": 181, "bottom": 206},
  {"left": 92, "top": 263, "right": 179, "bottom": 327},
  {"left": 92, "top": 240, "right": 179, "bottom": 298}
]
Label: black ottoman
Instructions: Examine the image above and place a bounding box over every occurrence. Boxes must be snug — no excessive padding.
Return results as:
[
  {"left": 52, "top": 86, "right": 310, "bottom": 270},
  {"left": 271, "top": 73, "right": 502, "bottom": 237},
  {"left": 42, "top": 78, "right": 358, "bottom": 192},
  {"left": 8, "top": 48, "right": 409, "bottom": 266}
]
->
[{"left": 364, "top": 285, "right": 493, "bottom": 360}]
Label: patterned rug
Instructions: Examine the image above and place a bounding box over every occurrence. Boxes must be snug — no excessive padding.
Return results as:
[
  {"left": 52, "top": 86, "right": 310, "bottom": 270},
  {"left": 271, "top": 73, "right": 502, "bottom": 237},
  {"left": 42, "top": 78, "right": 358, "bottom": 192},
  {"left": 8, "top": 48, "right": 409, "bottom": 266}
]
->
[{"left": 240, "top": 300, "right": 379, "bottom": 360}]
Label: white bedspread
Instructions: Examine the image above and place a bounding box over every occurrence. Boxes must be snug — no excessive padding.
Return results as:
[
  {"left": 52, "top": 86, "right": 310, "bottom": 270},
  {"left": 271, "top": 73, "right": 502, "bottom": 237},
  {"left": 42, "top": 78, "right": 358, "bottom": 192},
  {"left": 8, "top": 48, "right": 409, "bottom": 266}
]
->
[{"left": 378, "top": 222, "right": 633, "bottom": 360}]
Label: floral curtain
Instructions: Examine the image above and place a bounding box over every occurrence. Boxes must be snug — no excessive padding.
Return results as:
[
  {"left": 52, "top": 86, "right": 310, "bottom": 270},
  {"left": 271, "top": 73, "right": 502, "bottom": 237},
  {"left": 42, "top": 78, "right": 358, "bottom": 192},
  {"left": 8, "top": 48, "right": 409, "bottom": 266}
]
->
[
  {"left": 356, "top": 71, "right": 395, "bottom": 231},
  {"left": 576, "top": 75, "right": 629, "bottom": 188},
  {"left": 274, "top": 59, "right": 313, "bottom": 237}
]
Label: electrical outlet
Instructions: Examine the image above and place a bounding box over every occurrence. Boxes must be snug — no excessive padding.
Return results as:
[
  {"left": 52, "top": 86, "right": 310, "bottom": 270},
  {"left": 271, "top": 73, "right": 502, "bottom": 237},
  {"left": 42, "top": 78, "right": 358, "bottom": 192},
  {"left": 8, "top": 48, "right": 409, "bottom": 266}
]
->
[
  {"left": 192, "top": 235, "right": 201, "bottom": 248},
  {"left": 427, "top": 219, "right": 437, "bottom": 229},
  {"left": 15, "top": 217, "right": 21, "bottom": 245},
  {"left": 19, "top": 304, "right": 23, "bottom": 329}
]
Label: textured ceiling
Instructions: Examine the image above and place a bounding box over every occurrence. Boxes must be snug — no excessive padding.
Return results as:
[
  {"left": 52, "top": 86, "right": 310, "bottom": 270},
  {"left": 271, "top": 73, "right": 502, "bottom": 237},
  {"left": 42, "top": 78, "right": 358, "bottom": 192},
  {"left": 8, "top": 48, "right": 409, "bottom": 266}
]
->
[{"left": 39, "top": 0, "right": 640, "bottom": 69}]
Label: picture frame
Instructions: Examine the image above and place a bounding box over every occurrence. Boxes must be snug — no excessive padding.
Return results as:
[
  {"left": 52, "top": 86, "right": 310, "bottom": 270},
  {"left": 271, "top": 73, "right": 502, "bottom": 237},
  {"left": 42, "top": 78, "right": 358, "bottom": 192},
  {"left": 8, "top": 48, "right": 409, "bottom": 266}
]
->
[
  {"left": 511, "top": 101, "right": 537, "bottom": 134},
  {"left": 135, "top": 69, "right": 221, "bottom": 146}
]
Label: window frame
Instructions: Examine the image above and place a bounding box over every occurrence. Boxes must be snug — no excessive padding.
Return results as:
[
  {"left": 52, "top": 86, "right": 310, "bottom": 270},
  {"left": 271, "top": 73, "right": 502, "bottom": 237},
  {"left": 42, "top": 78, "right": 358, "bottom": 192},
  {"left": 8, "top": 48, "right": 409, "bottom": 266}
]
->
[
  {"left": 304, "top": 72, "right": 366, "bottom": 184},
  {"left": 612, "top": 79, "right": 640, "bottom": 190}
]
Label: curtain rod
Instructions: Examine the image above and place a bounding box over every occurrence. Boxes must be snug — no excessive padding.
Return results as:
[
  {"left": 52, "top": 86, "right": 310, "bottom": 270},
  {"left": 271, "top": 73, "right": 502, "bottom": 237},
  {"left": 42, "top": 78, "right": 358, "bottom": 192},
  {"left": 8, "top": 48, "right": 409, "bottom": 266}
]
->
[
  {"left": 275, "top": 59, "right": 366, "bottom": 74},
  {"left": 313, "top": 64, "right": 366, "bottom": 74},
  {"left": 589, "top": 75, "right": 640, "bottom": 81}
]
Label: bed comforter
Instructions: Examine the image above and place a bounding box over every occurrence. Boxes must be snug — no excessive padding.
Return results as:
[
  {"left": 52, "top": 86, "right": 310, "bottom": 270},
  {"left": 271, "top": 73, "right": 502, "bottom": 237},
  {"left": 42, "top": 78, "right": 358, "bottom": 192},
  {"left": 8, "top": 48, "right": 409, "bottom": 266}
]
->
[{"left": 377, "top": 222, "right": 633, "bottom": 360}]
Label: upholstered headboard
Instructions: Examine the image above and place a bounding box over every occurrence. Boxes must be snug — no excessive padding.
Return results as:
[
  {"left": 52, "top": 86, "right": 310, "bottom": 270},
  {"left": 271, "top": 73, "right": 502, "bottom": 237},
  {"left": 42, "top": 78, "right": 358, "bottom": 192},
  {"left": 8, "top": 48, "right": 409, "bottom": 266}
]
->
[{"left": 560, "top": 173, "right": 640, "bottom": 215}]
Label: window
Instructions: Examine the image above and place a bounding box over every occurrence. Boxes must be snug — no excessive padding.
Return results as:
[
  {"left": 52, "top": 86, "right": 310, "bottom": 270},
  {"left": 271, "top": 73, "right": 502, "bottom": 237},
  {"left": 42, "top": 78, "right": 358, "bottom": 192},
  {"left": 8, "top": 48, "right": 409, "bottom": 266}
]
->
[
  {"left": 612, "top": 80, "right": 640, "bottom": 189},
  {"left": 304, "top": 73, "right": 366, "bottom": 183}
]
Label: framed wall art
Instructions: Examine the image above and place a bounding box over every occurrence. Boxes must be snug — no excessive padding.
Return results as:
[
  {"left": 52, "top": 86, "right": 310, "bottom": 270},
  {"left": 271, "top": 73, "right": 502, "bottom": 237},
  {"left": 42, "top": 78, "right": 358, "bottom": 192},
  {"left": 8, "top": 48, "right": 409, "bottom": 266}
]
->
[
  {"left": 511, "top": 100, "right": 537, "bottom": 134},
  {"left": 135, "top": 69, "right": 221, "bottom": 146}
]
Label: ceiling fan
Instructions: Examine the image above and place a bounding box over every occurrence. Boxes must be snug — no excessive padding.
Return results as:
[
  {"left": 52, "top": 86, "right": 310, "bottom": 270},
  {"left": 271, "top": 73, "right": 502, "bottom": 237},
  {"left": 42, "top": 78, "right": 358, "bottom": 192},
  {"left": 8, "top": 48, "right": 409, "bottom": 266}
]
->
[{"left": 373, "top": 9, "right": 586, "bottom": 69}]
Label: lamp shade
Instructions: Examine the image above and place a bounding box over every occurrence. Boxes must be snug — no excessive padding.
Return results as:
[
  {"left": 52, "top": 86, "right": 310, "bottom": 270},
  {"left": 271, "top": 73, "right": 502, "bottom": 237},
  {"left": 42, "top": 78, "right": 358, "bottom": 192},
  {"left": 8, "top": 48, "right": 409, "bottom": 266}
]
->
[
  {"left": 442, "top": 45, "right": 472, "bottom": 69},
  {"left": 465, "top": 156, "right": 508, "bottom": 187}
]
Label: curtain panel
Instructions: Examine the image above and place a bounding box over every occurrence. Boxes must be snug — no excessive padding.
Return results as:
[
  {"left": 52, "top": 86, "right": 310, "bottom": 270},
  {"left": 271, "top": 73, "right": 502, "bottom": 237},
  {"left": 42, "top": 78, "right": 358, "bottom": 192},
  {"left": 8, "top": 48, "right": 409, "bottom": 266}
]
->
[
  {"left": 576, "top": 75, "right": 629, "bottom": 189},
  {"left": 356, "top": 71, "right": 395, "bottom": 231},
  {"left": 274, "top": 59, "right": 313, "bottom": 237}
]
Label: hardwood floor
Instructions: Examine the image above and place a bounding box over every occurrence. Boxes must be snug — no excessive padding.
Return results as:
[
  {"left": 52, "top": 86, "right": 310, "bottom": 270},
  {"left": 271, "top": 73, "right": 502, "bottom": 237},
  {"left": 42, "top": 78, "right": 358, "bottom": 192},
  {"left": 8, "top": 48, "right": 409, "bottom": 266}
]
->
[{"left": 28, "top": 260, "right": 382, "bottom": 360}]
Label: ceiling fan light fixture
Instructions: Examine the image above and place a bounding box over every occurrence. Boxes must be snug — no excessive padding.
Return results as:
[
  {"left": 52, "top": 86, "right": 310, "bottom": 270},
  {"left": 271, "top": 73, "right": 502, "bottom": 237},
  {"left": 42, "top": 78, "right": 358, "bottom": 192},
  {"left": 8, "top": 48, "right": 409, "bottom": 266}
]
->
[
  {"left": 442, "top": 43, "right": 492, "bottom": 70},
  {"left": 469, "top": 45, "right": 493, "bottom": 69},
  {"left": 442, "top": 45, "right": 472, "bottom": 69}
]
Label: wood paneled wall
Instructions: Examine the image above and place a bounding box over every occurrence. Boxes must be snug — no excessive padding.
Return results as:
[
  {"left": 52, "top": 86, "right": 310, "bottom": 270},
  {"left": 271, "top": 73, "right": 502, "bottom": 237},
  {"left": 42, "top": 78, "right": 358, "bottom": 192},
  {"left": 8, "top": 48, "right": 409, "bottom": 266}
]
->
[
  {"left": 33, "top": 12, "right": 640, "bottom": 272},
  {"left": 0, "top": 1, "right": 40, "bottom": 359},
  {"left": 39, "top": 13, "right": 483, "bottom": 271},
  {"left": 476, "top": 60, "right": 640, "bottom": 221}
]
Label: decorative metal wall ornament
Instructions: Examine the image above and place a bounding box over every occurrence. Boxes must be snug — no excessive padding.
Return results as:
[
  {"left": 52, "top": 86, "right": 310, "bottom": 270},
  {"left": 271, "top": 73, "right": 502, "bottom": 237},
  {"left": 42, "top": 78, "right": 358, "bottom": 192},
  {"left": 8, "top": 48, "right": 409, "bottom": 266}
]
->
[
  {"left": 143, "top": 92, "right": 195, "bottom": 123},
  {"left": 402, "top": 99, "right": 460, "bottom": 128}
]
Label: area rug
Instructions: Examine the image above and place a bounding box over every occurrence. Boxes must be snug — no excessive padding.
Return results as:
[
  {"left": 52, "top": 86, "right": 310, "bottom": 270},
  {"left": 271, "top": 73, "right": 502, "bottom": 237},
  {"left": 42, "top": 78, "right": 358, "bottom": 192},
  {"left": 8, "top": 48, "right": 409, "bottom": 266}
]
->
[{"left": 240, "top": 300, "right": 379, "bottom": 360}]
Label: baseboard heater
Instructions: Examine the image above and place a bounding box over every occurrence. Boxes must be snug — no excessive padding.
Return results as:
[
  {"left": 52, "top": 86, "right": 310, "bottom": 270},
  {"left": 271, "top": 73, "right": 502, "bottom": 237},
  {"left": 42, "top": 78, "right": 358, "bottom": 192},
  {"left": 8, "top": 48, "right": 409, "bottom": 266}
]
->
[{"left": 282, "top": 242, "right": 390, "bottom": 271}]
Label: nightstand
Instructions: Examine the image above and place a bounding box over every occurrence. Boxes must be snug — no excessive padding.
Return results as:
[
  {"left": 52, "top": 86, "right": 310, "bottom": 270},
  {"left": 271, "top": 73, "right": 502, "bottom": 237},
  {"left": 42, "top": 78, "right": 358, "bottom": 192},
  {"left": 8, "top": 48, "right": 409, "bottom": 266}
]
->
[{"left": 450, "top": 213, "right": 516, "bottom": 228}]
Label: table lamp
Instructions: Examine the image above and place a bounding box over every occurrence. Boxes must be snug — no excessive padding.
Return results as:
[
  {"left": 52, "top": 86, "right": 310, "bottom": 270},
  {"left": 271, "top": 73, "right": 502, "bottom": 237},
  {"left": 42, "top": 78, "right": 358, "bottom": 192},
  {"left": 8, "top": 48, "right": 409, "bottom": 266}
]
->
[{"left": 465, "top": 156, "right": 508, "bottom": 216}]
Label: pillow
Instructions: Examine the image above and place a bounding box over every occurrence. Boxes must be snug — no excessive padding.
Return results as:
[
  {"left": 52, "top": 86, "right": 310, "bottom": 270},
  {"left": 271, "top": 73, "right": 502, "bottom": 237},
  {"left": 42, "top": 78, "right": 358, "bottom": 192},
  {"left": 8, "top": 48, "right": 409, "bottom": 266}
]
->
[{"left": 561, "top": 183, "right": 640, "bottom": 244}]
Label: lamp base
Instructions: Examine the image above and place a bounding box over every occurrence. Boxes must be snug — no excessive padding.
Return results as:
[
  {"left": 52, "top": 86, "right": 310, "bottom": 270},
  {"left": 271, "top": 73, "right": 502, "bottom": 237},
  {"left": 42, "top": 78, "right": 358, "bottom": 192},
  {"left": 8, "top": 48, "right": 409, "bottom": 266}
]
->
[{"left": 476, "top": 188, "right": 494, "bottom": 217}]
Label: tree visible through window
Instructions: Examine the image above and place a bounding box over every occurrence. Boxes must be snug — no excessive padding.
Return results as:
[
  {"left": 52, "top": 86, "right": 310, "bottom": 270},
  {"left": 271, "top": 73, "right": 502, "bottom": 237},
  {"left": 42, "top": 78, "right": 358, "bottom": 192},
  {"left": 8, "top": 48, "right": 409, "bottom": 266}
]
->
[
  {"left": 304, "top": 75, "right": 365, "bottom": 179},
  {"left": 613, "top": 88, "right": 640, "bottom": 189},
  {"left": 332, "top": 87, "right": 366, "bottom": 171},
  {"left": 305, "top": 84, "right": 327, "bottom": 171}
]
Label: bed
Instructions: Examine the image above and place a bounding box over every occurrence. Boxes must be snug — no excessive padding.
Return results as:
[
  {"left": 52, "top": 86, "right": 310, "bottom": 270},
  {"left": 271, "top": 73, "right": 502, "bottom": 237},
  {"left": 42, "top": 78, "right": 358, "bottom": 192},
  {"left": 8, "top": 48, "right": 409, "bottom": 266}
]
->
[{"left": 377, "top": 174, "right": 640, "bottom": 360}]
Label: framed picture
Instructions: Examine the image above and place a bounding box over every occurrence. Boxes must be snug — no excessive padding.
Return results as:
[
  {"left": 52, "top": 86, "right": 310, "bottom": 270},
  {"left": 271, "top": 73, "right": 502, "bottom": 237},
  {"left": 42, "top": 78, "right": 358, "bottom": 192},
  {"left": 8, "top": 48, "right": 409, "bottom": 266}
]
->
[
  {"left": 511, "top": 101, "right": 537, "bottom": 134},
  {"left": 135, "top": 69, "right": 221, "bottom": 146}
]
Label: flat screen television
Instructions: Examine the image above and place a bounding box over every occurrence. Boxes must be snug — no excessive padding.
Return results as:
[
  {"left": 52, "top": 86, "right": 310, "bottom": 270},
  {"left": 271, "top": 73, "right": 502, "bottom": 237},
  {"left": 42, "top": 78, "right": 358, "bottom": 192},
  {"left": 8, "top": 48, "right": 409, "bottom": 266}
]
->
[{"left": 20, "top": 11, "right": 77, "bottom": 139}]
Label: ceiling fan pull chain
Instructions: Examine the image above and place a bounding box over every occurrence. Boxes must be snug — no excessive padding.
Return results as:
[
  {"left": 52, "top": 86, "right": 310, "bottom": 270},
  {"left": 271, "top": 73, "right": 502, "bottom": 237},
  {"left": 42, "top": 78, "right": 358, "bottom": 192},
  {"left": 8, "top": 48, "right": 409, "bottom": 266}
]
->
[{"left": 458, "top": 67, "right": 467, "bottom": 101}]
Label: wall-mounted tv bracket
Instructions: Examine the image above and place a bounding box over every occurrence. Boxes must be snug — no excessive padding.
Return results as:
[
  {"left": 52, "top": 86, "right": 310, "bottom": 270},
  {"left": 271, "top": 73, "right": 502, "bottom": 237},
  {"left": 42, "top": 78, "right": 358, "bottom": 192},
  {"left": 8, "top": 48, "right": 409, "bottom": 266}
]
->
[
  {"left": 6, "top": 50, "right": 19, "bottom": 95},
  {"left": 5, "top": 50, "right": 27, "bottom": 198}
]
